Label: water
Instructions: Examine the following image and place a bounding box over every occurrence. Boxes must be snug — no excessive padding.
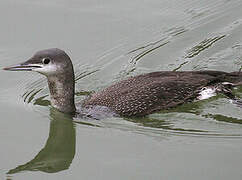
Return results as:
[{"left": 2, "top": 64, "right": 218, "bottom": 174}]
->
[{"left": 0, "top": 0, "right": 242, "bottom": 179}]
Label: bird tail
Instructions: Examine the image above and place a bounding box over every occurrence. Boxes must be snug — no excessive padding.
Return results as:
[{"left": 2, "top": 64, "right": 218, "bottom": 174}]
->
[
  {"left": 227, "top": 70, "right": 242, "bottom": 108},
  {"left": 226, "top": 71, "right": 242, "bottom": 86}
]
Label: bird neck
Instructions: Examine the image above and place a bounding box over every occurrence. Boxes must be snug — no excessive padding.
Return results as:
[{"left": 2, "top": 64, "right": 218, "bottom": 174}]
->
[{"left": 47, "top": 73, "right": 76, "bottom": 114}]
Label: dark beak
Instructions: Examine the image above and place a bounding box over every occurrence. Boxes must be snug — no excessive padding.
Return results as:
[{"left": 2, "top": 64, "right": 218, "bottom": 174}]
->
[{"left": 3, "top": 62, "right": 42, "bottom": 71}]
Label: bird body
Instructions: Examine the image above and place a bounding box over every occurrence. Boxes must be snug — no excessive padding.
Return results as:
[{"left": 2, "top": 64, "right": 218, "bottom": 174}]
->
[
  {"left": 84, "top": 71, "right": 241, "bottom": 116},
  {"left": 3, "top": 48, "right": 242, "bottom": 117}
]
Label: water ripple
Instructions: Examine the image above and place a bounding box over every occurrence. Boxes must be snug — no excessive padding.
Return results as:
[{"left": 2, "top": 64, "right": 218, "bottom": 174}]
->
[{"left": 185, "top": 35, "right": 226, "bottom": 58}]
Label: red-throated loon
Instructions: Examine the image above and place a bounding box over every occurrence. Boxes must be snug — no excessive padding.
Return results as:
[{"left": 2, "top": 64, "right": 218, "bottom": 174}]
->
[{"left": 3, "top": 48, "right": 242, "bottom": 117}]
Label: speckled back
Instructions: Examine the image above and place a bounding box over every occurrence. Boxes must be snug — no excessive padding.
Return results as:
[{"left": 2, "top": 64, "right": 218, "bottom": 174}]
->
[{"left": 83, "top": 71, "right": 236, "bottom": 116}]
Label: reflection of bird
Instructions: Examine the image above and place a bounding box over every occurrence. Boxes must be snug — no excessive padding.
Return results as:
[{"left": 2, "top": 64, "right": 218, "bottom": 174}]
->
[
  {"left": 3, "top": 48, "right": 242, "bottom": 117},
  {"left": 7, "top": 109, "right": 76, "bottom": 174}
]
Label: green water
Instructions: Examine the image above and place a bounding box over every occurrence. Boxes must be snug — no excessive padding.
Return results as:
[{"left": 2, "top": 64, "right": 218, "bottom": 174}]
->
[{"left": 0, "top": 0, "right": 242, "bottom": 179}]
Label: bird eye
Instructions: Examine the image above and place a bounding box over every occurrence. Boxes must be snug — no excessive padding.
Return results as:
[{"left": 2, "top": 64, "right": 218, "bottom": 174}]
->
[{"left": 42, "top": 58, "right": 50, "bottom": 64}]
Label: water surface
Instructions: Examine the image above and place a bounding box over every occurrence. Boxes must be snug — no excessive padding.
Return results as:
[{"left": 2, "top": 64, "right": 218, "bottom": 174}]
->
[{"left": 0, "top": 0, "right": 242, "bottom": 179}]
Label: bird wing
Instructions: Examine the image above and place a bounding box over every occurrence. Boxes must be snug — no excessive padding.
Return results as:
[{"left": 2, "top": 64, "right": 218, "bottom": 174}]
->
[{"left": 113, "top": 76, "right": 213, "bottom": 116}]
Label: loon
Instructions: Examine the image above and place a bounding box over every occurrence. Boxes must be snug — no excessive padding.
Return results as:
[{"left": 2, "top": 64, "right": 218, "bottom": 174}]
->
[{"left": 3, "top": 48, "right": 242, "bottom": 117}]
